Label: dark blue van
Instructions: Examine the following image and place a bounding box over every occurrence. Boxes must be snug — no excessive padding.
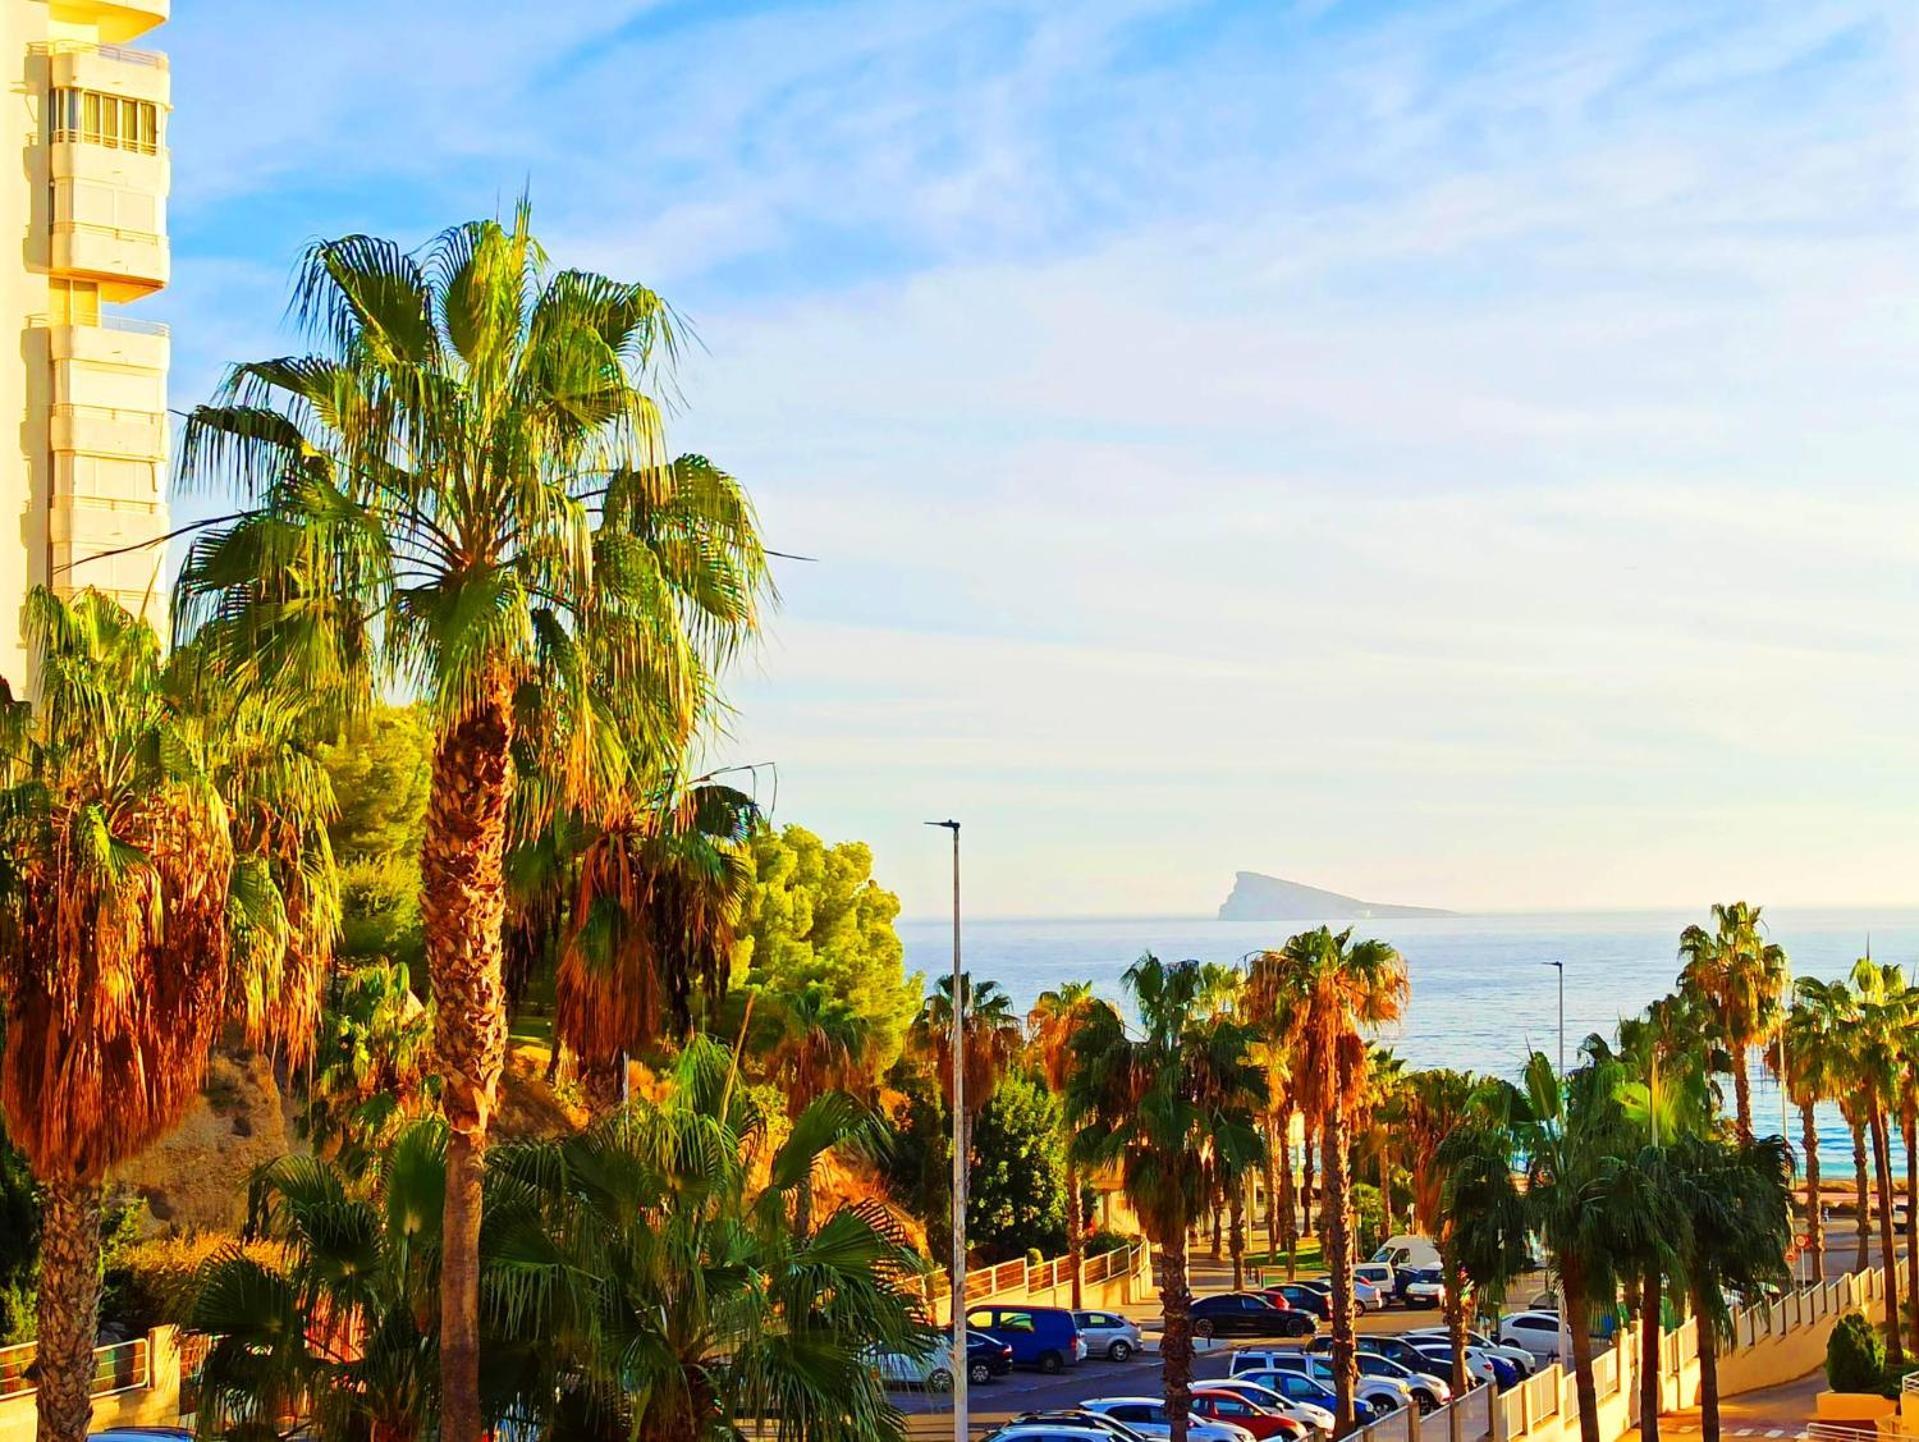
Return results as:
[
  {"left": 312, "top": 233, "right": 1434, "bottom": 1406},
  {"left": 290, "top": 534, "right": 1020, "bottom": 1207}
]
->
[{"left": 964, "top": 1304, "right": 1085, "bottom": 1374}]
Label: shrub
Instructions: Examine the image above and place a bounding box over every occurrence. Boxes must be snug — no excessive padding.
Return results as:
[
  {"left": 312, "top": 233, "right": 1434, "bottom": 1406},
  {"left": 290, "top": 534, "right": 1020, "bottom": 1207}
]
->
[
  {"left": 1083, "top": 1227, "right": 1132, "bottom": 1259},
  {"left": 1827, "top": 1311, "right": 1885, "bottom": 1394}
]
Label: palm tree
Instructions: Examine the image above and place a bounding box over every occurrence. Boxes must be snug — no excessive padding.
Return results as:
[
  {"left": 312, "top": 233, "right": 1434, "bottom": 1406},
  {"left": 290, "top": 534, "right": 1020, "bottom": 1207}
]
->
[
  {"left": 0, "top": 590, "right": 235, "bottom": 1442},
  {"left": 1361, "top": 1048, "right": 1408, "bottom": 1234},
  {"left": 759, "top": 979, "right": 875, "bottom": 1234},
  {"left": 1255, "top": 928, "right": 1408, "bottom": 1431},
  {"left": 176, "top": 208, "right": 770, "bottom": 1438},
  {"left": 1677, "top": 902, "right": 1787, "bottom": 1141},
  {"left": 1408, "top": 1068, "right": 1513, "bottom": 1395},
  {"left": 1850, "top": 955, "right": 1910, "bottom": 1363},
  {"left": 913, "top": 972, "right": 1023, "bottom": 1164},
  {"left": 1780, "top": 980, "right": 1849, "bottom": 1282},
  {"left": 489, "top": 1035, "right": 931, "bottom": 1442},
  {"left": 185, "top": 1123, "right": 450, "bottom": 1442},
  {"left": 550, "top": 780, "right": 756, "bottom": 1110},
  {"left": 1800, "top": 974, "right": 1875, "bottom": 1273},
  {"left": 1028, "top": 980, "right": 1099, "bottom": 1306},
  {"left": 1241, "top": 960, "right": 1300, "bottom": 1277},
  {"left": 1666, "top": 1133, "right": 1793, "bottom": 1442},
  {"left": 1068, "top": 956, "right": 1264, "bottom": 1442}
]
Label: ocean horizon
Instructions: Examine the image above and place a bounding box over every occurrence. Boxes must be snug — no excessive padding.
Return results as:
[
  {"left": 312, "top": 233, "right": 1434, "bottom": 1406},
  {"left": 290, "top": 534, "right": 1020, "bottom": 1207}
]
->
[{"left": 900, "top": 906, "right": 1919, "bottom": 1172}]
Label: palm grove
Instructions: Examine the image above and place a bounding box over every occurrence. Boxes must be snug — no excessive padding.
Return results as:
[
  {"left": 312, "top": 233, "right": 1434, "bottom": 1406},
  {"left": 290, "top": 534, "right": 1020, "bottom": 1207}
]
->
[{"left": 0, "top": 209, "right": 1877, "bottom": 1442}]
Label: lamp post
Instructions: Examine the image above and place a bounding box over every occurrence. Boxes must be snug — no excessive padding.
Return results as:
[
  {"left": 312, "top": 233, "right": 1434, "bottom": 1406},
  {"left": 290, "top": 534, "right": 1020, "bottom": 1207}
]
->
[
  {"left": 927, "top": 820, "right": 965, "bottom": 1440},
  {"left": 1543, "top": 960, "right": 1568, "bottom": 1373}
]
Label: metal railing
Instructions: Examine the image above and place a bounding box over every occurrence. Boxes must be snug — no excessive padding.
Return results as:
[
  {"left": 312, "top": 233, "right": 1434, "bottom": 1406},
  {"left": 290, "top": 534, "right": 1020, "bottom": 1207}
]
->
[
  {"left": 102, "top": 313, "right": 169, "bottom": 337},
  {"left": 29, "top": 40, "right": 168, "bottom": 69},
  {"left": 923, "top": 1237, "right": 1147, "bottom": 1310},
  {"left": 0, "top": 1336, "right": 149, "bottom": 1403},
  {"left": 53, "top": 219, "right": 164, "bottom": 244},
  {"left": 48, "top": 127, "right": 163, "bottom": 156}
]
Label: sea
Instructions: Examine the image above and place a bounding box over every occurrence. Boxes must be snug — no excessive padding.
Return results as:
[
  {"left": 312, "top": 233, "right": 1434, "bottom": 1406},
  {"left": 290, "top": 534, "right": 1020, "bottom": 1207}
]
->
[{"left": 899, "top": 907, "right": 1919, "bottom": 1174}]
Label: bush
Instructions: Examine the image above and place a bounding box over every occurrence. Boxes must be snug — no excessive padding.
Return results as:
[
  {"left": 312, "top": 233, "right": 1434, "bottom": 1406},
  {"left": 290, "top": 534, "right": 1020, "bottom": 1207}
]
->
[
  {"left": 1827, "top": 1311, "right": 1886, "bottom": 1394},
  {"left": 1083, "top": 1227, "right": 1132, "bottom": 1258}
]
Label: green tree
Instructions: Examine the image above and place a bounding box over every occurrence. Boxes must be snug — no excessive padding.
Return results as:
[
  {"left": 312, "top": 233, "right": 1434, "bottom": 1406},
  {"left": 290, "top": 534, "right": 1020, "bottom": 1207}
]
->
[
  {"left": 1028, "top": 980, "right": 1099, "bottom": 1305},
  {"left": 1779, "top": 980, "right": 1847, "bottom": 1283},
  {"left": 968, "top": 1071, "right": 1067, "bottom": 1261},
  {"left": 731, "top": 824, "right": 919, "bottom": 1079},
  {"left": 318, "top": 705, "right": 430, "bottom": 969},
  {"left": 177, "top": 208, "right": 770, "bottom": 1439},
  {"left": 1068, "top": 956, "right": 1265, "bottom": 1442}
]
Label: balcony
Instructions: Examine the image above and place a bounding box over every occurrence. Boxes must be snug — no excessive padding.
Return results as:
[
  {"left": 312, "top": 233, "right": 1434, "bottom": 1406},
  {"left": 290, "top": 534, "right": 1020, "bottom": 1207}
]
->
[
  {"left": 49, "top": 0, "right": 169, "bottom": 46},
  {"left": 44, "top": 317, "right": 170, "bottom": 373},
  {"left": 51, "top": 220, "right": 168, "bottom": 293},
  {"left": 50, "top": 140, "right": 169, "bottom": 200},
  {"left": 35, "top": 42, "right": 171, "bottom": 105},
  {"left": 50, "top": 404, "right": 167, "bottom": 461}
]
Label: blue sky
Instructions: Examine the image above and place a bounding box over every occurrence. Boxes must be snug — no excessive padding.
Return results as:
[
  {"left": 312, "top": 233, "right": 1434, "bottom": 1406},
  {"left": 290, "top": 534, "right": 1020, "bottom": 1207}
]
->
[{"left": 154, "top": 1, "right": 1919, "bottom": 918}]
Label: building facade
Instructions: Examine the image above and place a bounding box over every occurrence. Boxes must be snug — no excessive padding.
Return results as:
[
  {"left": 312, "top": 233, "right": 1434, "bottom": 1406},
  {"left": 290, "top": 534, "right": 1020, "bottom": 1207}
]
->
[{"left": 2, "top": 0, "right": 170, "bottom": 692}]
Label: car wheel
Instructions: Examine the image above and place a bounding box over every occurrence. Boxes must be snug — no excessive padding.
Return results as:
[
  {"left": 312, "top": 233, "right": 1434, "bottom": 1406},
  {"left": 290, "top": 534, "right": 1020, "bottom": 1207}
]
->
[
  {"left": 1194, "top": 1319, "right": 1216, "bottom": 1340},
  {"left": 927, "top": 1368, "right": 953, "bottom": 1394},
  {"left": 969, "top": 1361, "right": 991, "bottom": 1385},
  {"left": 1109, "top": 1340, "right": 1134, "bottom": 1363},
  {"left": 1415, "top": 1392, "right": 1437, "bottom": 1415},
  {"left": 1039, "top": 1349, "right": 1066, "bottom": 1375}
]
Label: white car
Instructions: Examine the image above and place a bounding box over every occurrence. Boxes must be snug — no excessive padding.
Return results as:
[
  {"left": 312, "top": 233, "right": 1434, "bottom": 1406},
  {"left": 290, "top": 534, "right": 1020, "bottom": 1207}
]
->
[
  {"left": 1354, "top": 1262, "right": 1396, "bottom": 1299},
  {"left": 870, "top": 1341, "right": 954, "bottom": 1392},
  {"left": 1498, "top": 1311, "right": 1567, "bottom": 1362},
  {"left": 1074, "top": 1309, "right": 1145, "bottom": 1363},
  {"left": 1202, "top": 1377, "right": 1336, "bottom": 1435},
  {"left": 1352, "top": 1352, "right": 1451, "bottom": 1413},
  {"left": 1247, "top": 1352, "right": 1409, "bottom": 1417},
  {"left": 1082, "top": 1397, "right": 1258, "bottom": 1442},
  {"left": 1400, "top": 1341, "right": 1500, "bottom": 1390},
  {"left": 1402, "top": 1326, "right": 1538, "bottom": 1379},
  {"left": 988, "top": 1428, "right": 1121, "bottom": 1442}
]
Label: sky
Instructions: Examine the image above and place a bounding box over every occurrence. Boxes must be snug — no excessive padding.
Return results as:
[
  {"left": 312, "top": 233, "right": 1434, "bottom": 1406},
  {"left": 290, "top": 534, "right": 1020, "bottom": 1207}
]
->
[{"left": 150, "top": 0, "right": 1919, "bottom": 920}]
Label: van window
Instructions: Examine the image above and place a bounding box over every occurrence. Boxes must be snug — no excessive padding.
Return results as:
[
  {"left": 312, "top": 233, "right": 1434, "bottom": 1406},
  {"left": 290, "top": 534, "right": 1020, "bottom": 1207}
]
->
[{"left": 999, "top": 1312, "right": 1037, "bottom": 1332}]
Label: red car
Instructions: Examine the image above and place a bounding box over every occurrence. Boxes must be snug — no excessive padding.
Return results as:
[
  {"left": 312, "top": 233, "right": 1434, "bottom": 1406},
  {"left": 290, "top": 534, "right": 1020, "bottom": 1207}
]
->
[
  {"left": 1256, "top": 1287, "right": 1293, "bottom": 1309},
  {"left": 1191, "top": 1389, "right": 1307, "bottom": 1441}
]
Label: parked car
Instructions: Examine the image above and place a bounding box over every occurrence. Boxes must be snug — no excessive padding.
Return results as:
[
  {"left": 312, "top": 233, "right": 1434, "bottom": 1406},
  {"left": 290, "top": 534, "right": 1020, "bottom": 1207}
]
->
[
  {"left": 1402, "top": 1326, "right": 1536, "bottom": 1378},
  {"left": 1358, "top": 1335, "right": 1497, "bottom": 1390},
  {"left": 1372, "top": 1235, "right": 1442, "bottom": 1270},
  {"left": 1193, "top": 1292, "right": 1317, "bottom": 1339},
  {"left": 965, "top": 1304, "right": 1086, "bottom": 1373},
  {"left": 1009, "top": 1410, "right": 1154, "bottom": 1442},
  {"left": 1075, "top": 1309, "right": 1145, "bottom": 1362},
  {"left": 1395, "top": 1267, "right": 1447, "bottom": 1309},
  {"left": 1354, "top": 1262, "right": 1397, "bottom": 1298},
  {"left": 1081, "top": 1397, "right": 1258, "bottom": 1442},
  {"left": 1333, "top": 1347, "right": 1453, "bottom": 1412},
  {"left": 1236, "top": 1350, "right": 1410, "bottom": 1417},
  {"left": 1190, "top": 1388, "right": 1309, "bottom": 1440},
  {"left": 1201, "top": 1378, "right": 1335, "bottom": 1436},
  {"left": 872, "top": 1331, "right": 1013, "bottom": 1391},
  {"left": 1498, "top": 1311, "right": 1568, "bottom": 1362},
  {"left": 1231, "top": 1371, "right": 1382, "bottom": 1428},
  {"left": 986, "top": 1426, "right": 1124, "bottom": 1442},
  {"left": 1406, "top": 1340, "right": 1515, "bottom": 1390},
  {"left": 1292, "top": 1275, "right": 1384, "bottom": 1312},
  {"left": 1261, "top": 1284, "right": 1331, "bottom": 1321}
]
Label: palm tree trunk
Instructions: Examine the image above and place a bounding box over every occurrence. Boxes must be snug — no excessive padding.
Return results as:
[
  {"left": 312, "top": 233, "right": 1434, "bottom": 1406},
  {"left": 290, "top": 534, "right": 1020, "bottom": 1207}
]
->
[
  {"left": 1301, "top": 1121, "right": 1316, "bottom": 1248},
  {"left": 1692, "top": 1277, "right": 1721, "bottom": 1442},
  {"left": 579, "top": 1054, "right": 622, "bottom": 1112},
  {"left": 1324, "top": 1108, "right": 1357, "bottom": 1433},
  {"left": 1067, "top": 1155, "right": 1085, "bottom": 1309},
  {"left": 1443, "top": 1260, "right": 1471, "bottom": 1395},
  {"left": 1564, "top": 1272, "right": 1603, "bottom": 1442},
  {"left": 1869, "top": 1106, "right": 1903, "bottom": 1364},
  {"left": 1639, "top": 1267, "right": 1662, "bottom": 1442},
  {"left": 1230, "top": 1176, "right": 1247, "bottom": 1290},
  {"left": 1211, "top": 1191, "right": 1223, "bottom": 1260},
  {"left": 33, "top": 1178, "right": 102, "bottom": 1442},
  {"left": 1160, "top": 1228, "right": 1194, "bottom": 1442},
  {"left": 1904, "top": 1107, "right": 1917, "bottom": 1335},
  {"left": 1279, "top": 1109, "right": 1299, "bottom": 1279},
  {"left": 1732, "top": 1048, "right": 1753, "bottom": 1143},
  {"left": 1800, "top": 1100, "right": 1823, "bottom": 1284},
  {"left": 422, "top": 687, "right": 515, "bottom": 1442},
  {"left": 1854, "top": 1119, "right": 1871, "bottom": 1272},
  {"left": 1264, "top": 1118, "right": 1281, "bottom": 1262},
  {"left": 1379, "top": 1138, "right": 1394, "bottom": 1235}
]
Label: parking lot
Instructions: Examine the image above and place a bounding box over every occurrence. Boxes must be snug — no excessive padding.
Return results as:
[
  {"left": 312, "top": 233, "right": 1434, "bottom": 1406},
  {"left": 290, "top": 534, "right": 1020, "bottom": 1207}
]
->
[{"left": 893, "top": 1301, "right": 1461, "bottom": 1419}]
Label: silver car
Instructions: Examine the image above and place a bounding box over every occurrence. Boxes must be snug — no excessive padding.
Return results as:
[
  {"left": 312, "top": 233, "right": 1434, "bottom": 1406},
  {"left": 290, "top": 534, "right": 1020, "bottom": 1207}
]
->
[{"left": 1074, "top": 1309, "right": 1145, "bottom": 1362}]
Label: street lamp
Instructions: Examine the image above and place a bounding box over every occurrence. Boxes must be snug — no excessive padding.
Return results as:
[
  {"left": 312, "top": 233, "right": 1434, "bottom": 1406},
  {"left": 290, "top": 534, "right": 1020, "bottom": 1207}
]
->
[
  {"left": 1542, "top": 961, "right": 1568, "bottom": 1373},
  {"left": 926, "top": 820, "right": 965, "bottom": 1441}
]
